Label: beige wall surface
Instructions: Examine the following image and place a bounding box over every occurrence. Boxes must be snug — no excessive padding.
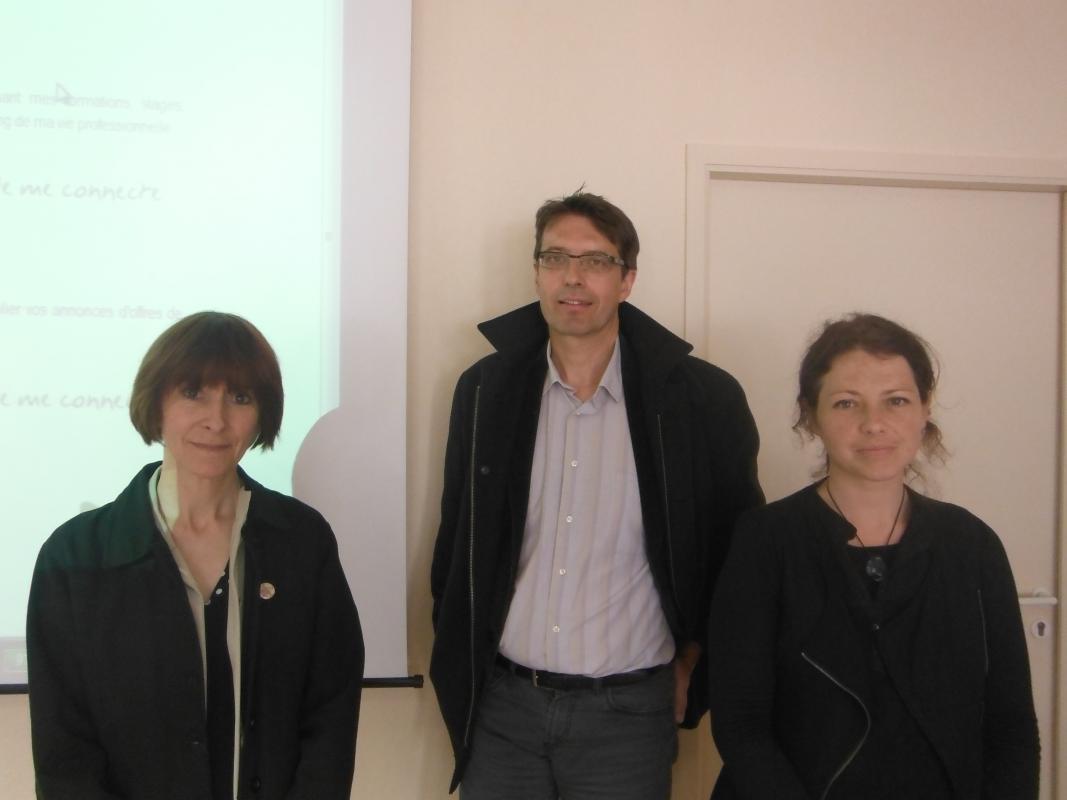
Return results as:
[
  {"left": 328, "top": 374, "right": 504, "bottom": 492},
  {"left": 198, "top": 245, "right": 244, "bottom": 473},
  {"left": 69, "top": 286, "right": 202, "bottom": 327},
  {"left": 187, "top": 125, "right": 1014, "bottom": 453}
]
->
[{"left": 4, "top": 1, "right": 1066, "bottom": 798}]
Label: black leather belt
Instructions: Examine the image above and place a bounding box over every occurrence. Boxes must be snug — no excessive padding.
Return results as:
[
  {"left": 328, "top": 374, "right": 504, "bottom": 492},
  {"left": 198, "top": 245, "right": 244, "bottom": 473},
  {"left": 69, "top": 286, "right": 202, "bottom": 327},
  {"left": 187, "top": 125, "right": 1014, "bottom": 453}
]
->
[{"left": 495, "top": 654, "right": 667, "bottom": 691}]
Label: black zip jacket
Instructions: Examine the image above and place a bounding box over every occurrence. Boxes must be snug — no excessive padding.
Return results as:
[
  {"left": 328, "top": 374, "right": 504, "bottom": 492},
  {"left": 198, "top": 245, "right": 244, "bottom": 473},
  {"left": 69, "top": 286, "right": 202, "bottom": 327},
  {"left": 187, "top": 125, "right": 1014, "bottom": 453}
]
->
[
  {"left": 708, "top": 484, "right": 1039, "bottom": 800},
  {"left": 430, "top": 301, "right": 763, "bottom": 791}
]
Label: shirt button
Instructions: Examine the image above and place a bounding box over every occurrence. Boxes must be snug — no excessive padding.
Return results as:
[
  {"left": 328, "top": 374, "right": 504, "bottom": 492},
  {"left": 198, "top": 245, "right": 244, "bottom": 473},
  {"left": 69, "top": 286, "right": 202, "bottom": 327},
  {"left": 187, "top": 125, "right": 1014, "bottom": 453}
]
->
[
  {"left": 479, "top": 465, "right": 490, "bottom": 475},
  {"left": 552, "top": 625, "right": 560, "bottom": 633},
  {"left": 872, "top": 623, "right": 880, "bottom": 632},
  {"left": 559, "top": 568, "right": 566, "bottom": 575},
  {"left": 570, "top": 460, "right": 578, "bottom": 467},
  {"left": 565, "top": 515, "right": 573, "bottom": 523}
]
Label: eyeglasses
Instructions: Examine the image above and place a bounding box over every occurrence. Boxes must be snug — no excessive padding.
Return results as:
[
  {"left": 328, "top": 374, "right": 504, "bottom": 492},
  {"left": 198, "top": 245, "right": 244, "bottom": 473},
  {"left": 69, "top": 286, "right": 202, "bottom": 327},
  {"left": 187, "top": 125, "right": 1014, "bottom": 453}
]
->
[{"left": 536, "top": 250, "right": 627, "bottom": 275}]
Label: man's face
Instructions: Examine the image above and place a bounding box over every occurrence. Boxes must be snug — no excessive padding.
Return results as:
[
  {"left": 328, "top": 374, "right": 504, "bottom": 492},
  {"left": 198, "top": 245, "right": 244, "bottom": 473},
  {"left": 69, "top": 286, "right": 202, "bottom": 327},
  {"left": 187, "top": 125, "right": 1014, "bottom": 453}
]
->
[{"left": 534, "top": 214, "right": 635, "bottom": 343}]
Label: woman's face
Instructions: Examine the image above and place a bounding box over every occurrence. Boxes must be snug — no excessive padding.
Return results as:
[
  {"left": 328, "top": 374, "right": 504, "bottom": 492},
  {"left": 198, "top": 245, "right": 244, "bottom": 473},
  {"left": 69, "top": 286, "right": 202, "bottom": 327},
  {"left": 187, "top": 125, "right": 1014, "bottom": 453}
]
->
[
  {"left": 160, "top": 382, "right": 259, "bottom": 480},
  {"left": 811, "top": 349, "right": 930, "bottom": 487}
]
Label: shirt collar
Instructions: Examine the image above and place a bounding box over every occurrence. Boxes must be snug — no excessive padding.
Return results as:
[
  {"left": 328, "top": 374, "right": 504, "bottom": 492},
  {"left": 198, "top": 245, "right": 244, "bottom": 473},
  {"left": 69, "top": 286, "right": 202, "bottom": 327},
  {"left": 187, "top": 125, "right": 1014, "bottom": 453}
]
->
[
  {"left": 542, "top": 338, "right": 623, "bottom": 403},
  {"left": 148, "top": 464, "right": 249, "bottom": 581}
]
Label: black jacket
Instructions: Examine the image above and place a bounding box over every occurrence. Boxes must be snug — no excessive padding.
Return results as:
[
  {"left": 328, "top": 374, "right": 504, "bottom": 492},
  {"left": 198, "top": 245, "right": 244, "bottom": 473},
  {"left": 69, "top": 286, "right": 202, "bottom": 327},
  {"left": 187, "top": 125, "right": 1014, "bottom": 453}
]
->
[
  {"left": 708, "top": 484, "right": 1039, "bottom": 800},
  {"left": 430, "top": 301, "right": 763, "bottom": 790},
  {"left": 27, "top": 463, "right": 364, "bottom": 800}
]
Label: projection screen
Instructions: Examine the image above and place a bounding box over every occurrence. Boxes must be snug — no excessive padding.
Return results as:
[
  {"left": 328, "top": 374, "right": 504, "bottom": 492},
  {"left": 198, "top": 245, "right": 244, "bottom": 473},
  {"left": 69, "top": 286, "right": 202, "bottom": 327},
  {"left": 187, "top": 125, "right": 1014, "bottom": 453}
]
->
[{"left": 0, "top": 0, "right": 410, "bottom": 684}]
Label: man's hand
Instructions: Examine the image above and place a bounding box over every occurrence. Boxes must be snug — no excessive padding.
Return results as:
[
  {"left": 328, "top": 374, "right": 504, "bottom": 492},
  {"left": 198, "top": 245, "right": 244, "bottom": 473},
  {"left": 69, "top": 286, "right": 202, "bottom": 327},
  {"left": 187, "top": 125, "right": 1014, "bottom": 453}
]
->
[{"left": 672, "top": 642, "right": 701, "bottom": 724}]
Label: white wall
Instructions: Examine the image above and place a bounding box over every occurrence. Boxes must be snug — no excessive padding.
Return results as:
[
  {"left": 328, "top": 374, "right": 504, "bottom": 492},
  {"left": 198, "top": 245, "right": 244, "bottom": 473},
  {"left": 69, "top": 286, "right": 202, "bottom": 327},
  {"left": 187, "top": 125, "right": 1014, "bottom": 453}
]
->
[{"left": 3, "top": 1, "right": 1065, "bottom": 797}]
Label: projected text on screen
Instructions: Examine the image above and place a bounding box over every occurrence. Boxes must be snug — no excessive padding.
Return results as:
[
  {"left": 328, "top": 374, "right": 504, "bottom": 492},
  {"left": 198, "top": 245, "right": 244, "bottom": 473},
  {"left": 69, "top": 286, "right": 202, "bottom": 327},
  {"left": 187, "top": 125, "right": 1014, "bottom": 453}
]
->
[{"left": 0, "top": 1, "right": 341, "bottom": 685}]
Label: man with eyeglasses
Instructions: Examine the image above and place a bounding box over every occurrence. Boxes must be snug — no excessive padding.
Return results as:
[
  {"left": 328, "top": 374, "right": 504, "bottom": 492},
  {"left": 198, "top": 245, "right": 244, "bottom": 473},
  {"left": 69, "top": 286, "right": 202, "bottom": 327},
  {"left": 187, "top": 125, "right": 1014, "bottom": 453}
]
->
[{"left": 430, "top": 190, "right": 763, "bottom": 799}]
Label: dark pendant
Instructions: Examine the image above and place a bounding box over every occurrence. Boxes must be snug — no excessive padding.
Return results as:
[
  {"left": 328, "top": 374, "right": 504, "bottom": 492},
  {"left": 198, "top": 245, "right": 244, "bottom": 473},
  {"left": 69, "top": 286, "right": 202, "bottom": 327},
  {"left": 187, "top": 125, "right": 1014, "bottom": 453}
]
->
[{"left": 865, "top": 556, "right": 887, "bottom": 583}]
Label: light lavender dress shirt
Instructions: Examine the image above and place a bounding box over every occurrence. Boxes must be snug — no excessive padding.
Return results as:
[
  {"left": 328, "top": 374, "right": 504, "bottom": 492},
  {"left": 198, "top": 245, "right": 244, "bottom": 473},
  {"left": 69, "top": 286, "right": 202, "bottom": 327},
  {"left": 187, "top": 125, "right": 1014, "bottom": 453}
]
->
[{"left": 498, "top": 340, "right": 675, "bottom": 677}]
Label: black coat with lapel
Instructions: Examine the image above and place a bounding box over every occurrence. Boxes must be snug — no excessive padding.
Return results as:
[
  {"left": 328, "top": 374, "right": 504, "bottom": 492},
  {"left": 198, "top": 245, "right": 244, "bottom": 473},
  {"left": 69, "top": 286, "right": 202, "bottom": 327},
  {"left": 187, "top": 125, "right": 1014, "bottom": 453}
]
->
[{"left": 430, "top": 301, "right": 763, "bottom": 790}]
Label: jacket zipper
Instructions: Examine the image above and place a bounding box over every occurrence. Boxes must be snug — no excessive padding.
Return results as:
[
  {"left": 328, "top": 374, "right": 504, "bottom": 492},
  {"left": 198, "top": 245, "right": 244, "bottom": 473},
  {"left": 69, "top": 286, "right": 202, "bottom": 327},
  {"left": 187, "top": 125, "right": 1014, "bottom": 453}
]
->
[
  {"left": 462, "top": 384, "right": 481, "bottom": 748},
  {"left": 801, "top": 651, "right": 871, "bottom": 800},
  {"left": 656, "top": 414, "right": 681, "bottom": 614},
  {"left": 977, "top": 589, "right": 989, "bottom": 674}
]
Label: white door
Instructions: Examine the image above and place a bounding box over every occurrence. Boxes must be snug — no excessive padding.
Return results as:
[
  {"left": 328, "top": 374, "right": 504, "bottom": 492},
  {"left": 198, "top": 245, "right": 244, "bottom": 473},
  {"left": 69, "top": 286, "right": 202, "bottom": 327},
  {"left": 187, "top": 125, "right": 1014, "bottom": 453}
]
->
[{"left": 686, "top": 164, "right": 1062, "bottom": 798}]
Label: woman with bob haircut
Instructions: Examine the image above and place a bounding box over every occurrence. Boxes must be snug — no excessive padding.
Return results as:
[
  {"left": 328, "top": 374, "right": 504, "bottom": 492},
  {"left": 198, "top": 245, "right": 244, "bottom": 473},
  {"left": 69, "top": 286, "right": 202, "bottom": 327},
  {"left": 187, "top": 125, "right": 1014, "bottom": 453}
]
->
[
  {"left": 707, "top": 313, "right": 1038, "bottom": 799},
  {"left": 27, "top": 311, "right": 364, "bottom": 800}
]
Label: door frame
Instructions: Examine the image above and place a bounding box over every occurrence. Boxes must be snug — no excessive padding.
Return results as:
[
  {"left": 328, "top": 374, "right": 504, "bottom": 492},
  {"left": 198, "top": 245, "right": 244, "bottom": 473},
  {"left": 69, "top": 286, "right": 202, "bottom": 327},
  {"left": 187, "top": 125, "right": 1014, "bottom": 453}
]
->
[{"left": 684, "top": 144, "right": 1067, "bottom": 797}]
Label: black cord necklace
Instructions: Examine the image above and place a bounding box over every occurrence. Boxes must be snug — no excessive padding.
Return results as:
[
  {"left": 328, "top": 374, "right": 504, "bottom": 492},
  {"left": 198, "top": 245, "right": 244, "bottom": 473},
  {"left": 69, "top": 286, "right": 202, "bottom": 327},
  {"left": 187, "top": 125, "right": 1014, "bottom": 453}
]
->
[{"left": 824, "top": 482, "right": 906, "bottom": 583}]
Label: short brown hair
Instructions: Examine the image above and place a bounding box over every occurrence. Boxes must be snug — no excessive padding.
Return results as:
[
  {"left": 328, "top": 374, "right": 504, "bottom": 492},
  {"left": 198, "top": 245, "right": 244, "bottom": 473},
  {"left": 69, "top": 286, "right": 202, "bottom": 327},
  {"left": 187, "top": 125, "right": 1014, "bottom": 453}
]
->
[
  {"left": 794, "top": 312, "right": 945, "bottom": 461},
  {"left": 534, "top": 190, "right": 640, "bottom": 273},
  {"left": 130, "top": 312, "right": 284, "bottom": 449}
]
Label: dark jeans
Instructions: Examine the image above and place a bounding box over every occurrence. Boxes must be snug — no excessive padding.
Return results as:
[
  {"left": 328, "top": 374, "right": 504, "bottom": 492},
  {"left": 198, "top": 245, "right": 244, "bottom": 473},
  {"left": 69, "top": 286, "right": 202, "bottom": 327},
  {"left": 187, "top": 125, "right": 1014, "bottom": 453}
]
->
[{"left": 461, "top": 663, "right": 677, "bottom": 800}]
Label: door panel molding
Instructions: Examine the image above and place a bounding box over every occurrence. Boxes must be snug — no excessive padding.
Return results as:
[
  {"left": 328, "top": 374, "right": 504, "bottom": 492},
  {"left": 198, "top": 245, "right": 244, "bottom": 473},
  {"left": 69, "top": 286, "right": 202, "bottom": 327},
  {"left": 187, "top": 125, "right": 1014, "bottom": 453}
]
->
[{"left": 685, "top": 145, "right": 1067, "bottom": 351}]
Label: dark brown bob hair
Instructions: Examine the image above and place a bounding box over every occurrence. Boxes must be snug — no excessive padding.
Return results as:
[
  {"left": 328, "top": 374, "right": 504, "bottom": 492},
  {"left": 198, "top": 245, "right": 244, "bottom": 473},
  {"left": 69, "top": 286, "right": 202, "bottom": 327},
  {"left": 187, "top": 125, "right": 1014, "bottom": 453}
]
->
[
  {"left": 129, "top": 311, "right": 283, "bottom": 449},
  {"left": 534, "top": 190, "right": 640, "bottom": 273},
  {"left": 794, "top": 312, "right": 945, "bottom": 461}
]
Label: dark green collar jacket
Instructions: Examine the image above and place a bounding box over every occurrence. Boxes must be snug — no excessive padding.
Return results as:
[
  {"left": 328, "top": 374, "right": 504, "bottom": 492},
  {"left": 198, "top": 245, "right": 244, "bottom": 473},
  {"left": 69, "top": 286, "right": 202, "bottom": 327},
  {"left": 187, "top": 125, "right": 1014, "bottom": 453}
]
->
[{"left": 27, "top": 462, "right": 364, "bottom": 800}]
